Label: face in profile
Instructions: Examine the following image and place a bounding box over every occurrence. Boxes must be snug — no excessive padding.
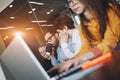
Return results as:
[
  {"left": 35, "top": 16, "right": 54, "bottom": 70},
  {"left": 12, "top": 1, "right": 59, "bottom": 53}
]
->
[{"left": 44, "top": 32, "right": 59, "bottom": 46}]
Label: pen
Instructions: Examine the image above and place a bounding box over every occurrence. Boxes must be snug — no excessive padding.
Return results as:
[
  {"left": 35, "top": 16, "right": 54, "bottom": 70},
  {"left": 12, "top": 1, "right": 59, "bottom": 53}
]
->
[{"left": 82, "top": 52, "right": 112, "bottom": 70}]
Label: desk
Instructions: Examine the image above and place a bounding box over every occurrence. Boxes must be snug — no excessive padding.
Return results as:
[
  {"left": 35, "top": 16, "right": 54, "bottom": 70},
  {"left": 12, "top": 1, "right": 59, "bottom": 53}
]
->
[{"left": 61, "top": 50, "right": 120, "bottom": 80}]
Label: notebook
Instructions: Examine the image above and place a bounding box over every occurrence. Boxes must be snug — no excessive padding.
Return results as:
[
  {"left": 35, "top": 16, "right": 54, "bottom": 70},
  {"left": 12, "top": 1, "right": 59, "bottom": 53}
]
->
[{"left": 0, "top": 35, "right": 83, "bottom": 80}]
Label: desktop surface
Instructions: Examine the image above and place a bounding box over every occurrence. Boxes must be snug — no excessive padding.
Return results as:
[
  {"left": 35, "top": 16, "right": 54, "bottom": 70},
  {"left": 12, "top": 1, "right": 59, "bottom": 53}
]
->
[{"left": 60, "top": 50, "right": 120, "bottom": 80}]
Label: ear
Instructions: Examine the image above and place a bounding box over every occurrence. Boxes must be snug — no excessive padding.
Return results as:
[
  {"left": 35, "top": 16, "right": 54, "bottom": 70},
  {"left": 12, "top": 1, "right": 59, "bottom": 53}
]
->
[
  {"left": 44, "top": 32, "right": 52, "bottom": 41},
  {"left": 63, "top": 25, "right": 68, "bottom": 30},
  {"left": 55, "top": 33, "right": 59, "bottom": 38}
]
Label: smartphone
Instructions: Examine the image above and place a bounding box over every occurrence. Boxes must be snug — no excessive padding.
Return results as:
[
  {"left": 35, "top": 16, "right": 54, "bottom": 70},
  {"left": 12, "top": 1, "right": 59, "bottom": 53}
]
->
[{"left": 46, "top": 43, "right": 53, "bottom": 55}]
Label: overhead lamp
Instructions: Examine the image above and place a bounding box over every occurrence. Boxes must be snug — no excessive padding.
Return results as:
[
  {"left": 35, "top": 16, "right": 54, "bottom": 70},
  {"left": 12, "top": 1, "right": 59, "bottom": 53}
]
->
[
  {"left": 32, "top": 20, "right": 47, "bottom": 23},
  {"left": 0, "top": 28, "right": 8, "bottom": 30},
  {"left": 25, "top": 28, "right": 33, "bottom": 30},
  {"left": 10, "top": 16, "right": 15, "bottom": 19},
  {"left": 29, "top": 1, "right": 44, "bottom": 5},
  {"left": 46, "top": 12, "right": 50, "bottom": 14},
  {"left": 7, "top": 26, "right": 14, "bottom": 29},
  {"left": 47, "top": 24, "right": 54, "bottom": 27},
  {"left": 28, "top": 11, "right": 32, "bottom": 14},
  {"left": 9, "top": 4, "right": 13, "bottom": 8},
  {"left": 0, "top": 26, "right": 14, "bottom": 30},
  {"left": 32, "top": 8, "right": 36, "bottom": 11},
  {"left": 3, "top": 36, "right": 9, "bottom": 40},
  {"left": 46, "top": 9, "right": 54, "bottom": 14},
  {"left": 50, "top": 9, "right": 54, "bottom": 12},
  {"left": 41, "top": 24, "right": 54, "bottom": 27}
]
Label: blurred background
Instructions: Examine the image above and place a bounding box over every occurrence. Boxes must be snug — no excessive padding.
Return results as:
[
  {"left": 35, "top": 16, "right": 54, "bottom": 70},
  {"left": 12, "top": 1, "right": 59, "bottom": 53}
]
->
[{"left": 0, "top": 0, "right": 72, "bottom": 66}]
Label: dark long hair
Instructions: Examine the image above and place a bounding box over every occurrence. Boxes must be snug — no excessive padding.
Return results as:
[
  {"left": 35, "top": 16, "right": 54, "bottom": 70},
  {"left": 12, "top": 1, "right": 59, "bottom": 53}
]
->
[
  {"left": 78, "top": 0, "right": 120, "bottom": 41},
  {"left": 107, "top": 0, "right": 120, "bottom": 18}
]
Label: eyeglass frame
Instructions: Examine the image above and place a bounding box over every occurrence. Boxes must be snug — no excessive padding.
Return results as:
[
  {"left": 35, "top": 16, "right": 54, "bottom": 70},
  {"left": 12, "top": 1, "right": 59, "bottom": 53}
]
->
[
  {"left": 65, "top": 0, "right": 77, "bottom": 8},
  {"left": 45, "top": 34, "right": 55, "bottom": 44}
]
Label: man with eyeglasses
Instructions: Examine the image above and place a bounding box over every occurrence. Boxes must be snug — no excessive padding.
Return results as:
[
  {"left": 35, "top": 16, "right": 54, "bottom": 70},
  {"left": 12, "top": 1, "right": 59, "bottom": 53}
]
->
[{"left": 38, "top": 15, "right": 81, "bottom": 67}]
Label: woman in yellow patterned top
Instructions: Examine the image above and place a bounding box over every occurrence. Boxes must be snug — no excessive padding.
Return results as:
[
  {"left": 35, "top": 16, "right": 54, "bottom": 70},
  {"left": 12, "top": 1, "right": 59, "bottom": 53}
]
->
[{"left": 47, "top": 0, "right": 120, "bottom": 72}]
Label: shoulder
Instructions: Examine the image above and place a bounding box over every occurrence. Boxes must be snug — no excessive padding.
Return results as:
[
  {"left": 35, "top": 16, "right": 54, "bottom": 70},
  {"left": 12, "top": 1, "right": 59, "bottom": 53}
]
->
[
  {"left": 107, "top": 8, "right": 120, "bottom": 29},
  {"left": 72, "top": 28, "right": 80, "bottom": 37},
  {"left": 107, "top": 5, "right": 120, "bottom": 22}
]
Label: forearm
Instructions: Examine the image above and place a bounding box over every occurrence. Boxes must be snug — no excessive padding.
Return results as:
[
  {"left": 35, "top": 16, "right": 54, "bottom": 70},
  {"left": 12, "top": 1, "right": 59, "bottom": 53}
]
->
[{"left": 75, "top": 48, "right": 102, "bottom": 64}]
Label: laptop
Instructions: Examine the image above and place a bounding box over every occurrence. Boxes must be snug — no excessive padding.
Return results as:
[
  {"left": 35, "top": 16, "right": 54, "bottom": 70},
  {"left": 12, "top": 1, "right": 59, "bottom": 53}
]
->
[
  {"left": 0, "top": 35, "right": 51, "bottom": 80},
  {"left": 0, "top": 0, "right": 13, "bottom": 13},
  {"left": 0, "top": 35, "right": 84, "bottom": 80}
]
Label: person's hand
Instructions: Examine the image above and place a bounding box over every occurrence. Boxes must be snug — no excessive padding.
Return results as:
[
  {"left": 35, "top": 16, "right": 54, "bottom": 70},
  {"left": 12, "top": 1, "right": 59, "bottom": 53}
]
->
[
  {"left": 38, "top": 46, "right": 51, "bottom": 60},
  {"left": 47, "top": 58, "right": 80, "bottom": 73},
  {"left": 57, "top": 29, "right": 69, "bottom": 45}
]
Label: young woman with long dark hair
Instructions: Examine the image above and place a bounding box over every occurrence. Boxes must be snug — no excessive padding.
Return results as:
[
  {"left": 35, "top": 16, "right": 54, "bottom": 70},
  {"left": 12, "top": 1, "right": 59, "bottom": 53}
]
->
[{"left": 48, "top": 0, "right": 120, "bottom": 72}]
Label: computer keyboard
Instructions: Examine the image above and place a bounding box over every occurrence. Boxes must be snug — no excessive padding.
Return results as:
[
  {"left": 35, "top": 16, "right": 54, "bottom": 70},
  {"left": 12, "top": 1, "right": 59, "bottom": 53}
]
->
[
  {"left": 51, "top": 63, "right": 84, "bottom": 80},
  {"left": 51, "top": 53, "right": 112, "bottom": 80}
]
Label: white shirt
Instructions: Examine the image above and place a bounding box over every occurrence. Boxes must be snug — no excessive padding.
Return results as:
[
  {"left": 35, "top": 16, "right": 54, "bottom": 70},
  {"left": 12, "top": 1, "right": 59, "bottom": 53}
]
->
[
  {"left": 51, "top": 29, "right": 82, "bottom": 66},
  {"left": 60, "top": 29, "right": 82, "bottom": 58}
]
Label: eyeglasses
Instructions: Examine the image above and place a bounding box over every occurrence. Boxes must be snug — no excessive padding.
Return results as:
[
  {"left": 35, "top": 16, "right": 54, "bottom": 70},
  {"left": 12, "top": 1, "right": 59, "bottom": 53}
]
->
[
  {"left": 65, "top": 0, "right": 77, "bottom": 8},
  {"left": 46, "top": 34, "right": 54, "bottom": 43}
]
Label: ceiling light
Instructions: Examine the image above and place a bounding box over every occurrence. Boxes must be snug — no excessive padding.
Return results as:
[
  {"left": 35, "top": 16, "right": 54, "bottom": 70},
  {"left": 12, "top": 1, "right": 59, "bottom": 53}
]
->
[
  {"left": 46, "top": 12, "right": 50, "bottom": 14},
  {"left": 25, "top": 28, "right": 33, "bottom": 30},
  {"left": 9, "top": 4, "right": 13, "bottom": 8},
  {"left": 28, "top": 11, "right": 32, "bottom": 14},
  {"left": 3, "top": 36, "right": 9, "bottom": 40},
  {"left": 47, "top": 24, "right": 54, "bottom": 27},
  {"left": 0, "top": 26, "right": 14, "bottom": 30},
  {"left": 32, "top": 20, "right": 47, "bottom": 23},
  {"left": 50, "top": 9, "right": 54, "bottom": 12},
  {"left": 10, "top": 16, "right": 15, "bottom": 19},
  {"left": 0, "top": 28, "right": 8, "bottom": 30},
  {"left": 41, "top": 24, "right": 54, "bottom": 27},
  {"left": 29, "top": 1, "right": 44, "bottom": 5},
  {"left": 46, "top": 9, "right": 54, "bottom": 14},
  {"left": 41, "top": 24, "right": 47, "bottom": 27},
  {"left": 32, "top": 8, "right": 36, "bottom": 11},
  {"left": 7, "top": 26, "right": 14, "bottom": 29}
]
